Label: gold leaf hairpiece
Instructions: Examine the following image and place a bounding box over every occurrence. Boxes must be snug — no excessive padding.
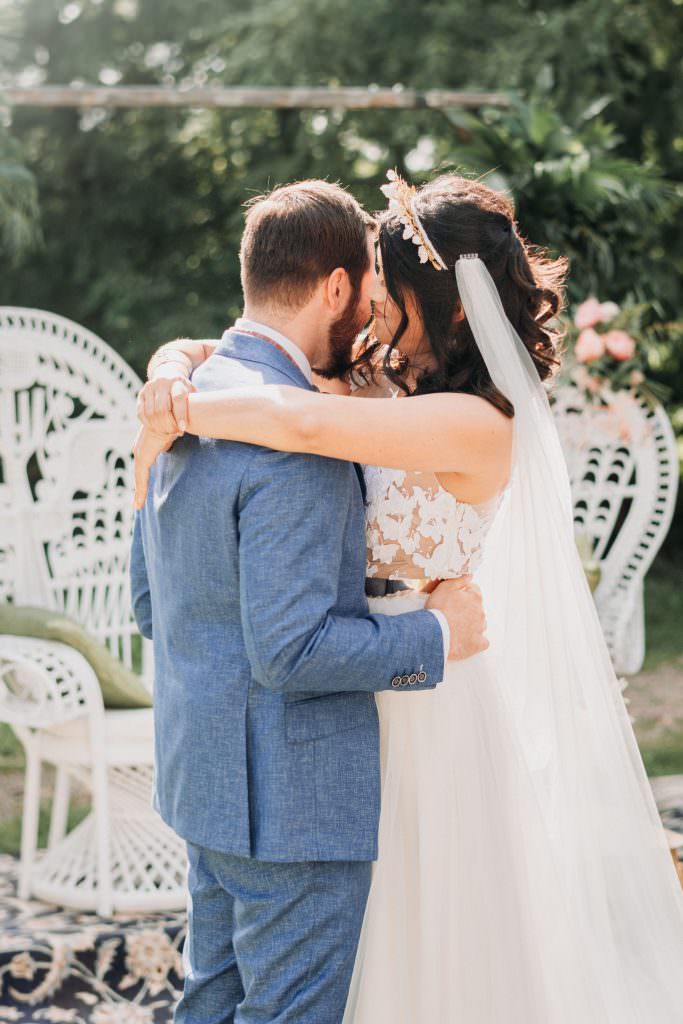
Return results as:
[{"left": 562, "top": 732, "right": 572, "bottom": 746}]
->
[{"left": 380, "top": 169, "right": 449, "bottom": 272}]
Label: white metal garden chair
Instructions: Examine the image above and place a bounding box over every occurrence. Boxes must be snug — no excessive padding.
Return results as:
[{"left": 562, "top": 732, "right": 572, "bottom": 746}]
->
[
  {"left": 553, "top": 384, "right": 679, "bottom": 675},
  {"left": 0, "top": 307, "right": 186, "bottom": 915}
]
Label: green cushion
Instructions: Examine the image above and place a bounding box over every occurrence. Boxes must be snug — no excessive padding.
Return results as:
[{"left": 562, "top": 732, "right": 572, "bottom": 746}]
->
[
  {"left": 575, "top": 531, "right": 602, "bottom": 593},
  {"left": 0, "top": 605, "right": 153, "bottom": 710}
]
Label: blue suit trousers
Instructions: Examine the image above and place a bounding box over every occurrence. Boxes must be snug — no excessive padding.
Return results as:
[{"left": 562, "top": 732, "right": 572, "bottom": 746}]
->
[{"left": 175, "top": 843, "right": 372, "bottom": 1024}]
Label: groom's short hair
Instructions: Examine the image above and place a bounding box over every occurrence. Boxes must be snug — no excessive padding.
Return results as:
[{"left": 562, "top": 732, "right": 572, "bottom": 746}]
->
[{"left": 240, "top": 180, "right": 374, "bottom": 310}]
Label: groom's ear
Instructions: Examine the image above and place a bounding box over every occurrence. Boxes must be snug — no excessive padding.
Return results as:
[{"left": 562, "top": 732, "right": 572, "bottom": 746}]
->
[{"left": 323, "top": 267, "right": 352, "bottom": 312}]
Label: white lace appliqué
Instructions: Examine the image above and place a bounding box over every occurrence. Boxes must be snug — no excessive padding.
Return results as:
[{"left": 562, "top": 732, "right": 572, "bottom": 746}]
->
[
  {"left": 350, "top": 363, "right": 500, "bottom": 581},
  {"left": 364, "top": 465, "right": 499, "bottom": 581}
]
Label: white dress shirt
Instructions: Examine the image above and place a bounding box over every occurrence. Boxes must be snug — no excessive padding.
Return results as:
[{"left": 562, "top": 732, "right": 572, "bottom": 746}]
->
[{"left": 232, "top": 317, "right": 451, "bottom": 675}]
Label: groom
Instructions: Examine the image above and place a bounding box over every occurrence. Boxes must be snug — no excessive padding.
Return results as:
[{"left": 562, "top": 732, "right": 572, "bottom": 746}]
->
[{"left": 130, "top": 180, "right": 486, "bottom": 1023}]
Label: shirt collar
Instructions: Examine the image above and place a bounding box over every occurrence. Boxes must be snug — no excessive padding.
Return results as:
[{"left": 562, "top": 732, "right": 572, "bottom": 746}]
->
[{"left": 234, "top": 317, "right": 312, "bottom": 383}]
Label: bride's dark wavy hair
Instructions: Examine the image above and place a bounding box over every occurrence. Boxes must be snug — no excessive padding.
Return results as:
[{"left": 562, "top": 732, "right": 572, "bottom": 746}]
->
[{"left": 357, "top": 173, "right": 568, "bottom": 416}]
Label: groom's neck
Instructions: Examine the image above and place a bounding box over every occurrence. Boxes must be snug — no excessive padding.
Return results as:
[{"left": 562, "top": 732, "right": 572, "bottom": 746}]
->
[{"left": 241, "top": 302, "right": 325, "bottom": 366}]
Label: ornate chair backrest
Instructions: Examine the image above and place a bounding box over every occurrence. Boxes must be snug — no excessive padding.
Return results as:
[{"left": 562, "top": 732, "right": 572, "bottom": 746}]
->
[
  {"left": 0, "top": 308, "right": 145, "bottom": 675},
  {"left": 552, "top": 385, "right": 678, "bottom": 665}
]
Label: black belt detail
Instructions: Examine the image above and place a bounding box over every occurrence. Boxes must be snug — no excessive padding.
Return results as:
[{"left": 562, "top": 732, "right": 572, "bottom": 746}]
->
[{"left": 365, "top": 579, "right": 412, "bottom": 598}]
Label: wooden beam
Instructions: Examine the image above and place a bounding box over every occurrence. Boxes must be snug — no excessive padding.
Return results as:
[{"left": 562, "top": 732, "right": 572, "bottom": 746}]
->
[{"left": 2, "top": 85, "right": 510, "bottom": 110}]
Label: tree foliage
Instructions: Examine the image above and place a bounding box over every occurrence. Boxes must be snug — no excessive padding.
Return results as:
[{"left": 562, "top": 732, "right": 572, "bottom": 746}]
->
[
  {"left": 1, "top": 0, "right": 681, "bottom": 388},
  {"left": 0, "top": 123, "right": 41, "bottom": 261},
  {"left": 446, "top": 93, "right": 676, "bottom": 304}
]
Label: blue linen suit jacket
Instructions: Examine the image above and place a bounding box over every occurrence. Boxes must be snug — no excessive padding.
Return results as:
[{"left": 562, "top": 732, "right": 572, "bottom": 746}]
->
[{"left": 130, "top": 330, "right": 444, "bottom": 862}]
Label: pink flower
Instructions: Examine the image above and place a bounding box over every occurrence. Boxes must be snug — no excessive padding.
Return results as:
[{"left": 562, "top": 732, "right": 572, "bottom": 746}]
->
[
  {"left": 599, "top": 301, "right": 620, "bottom": 322},
  {"left": 575, "top": 328, "right": 605, "bottom": 363},
  {"left": 604, "top": 330, "right": 636, "bottom": 362},
  {"left": 575, "top": 297, "right": 604, "bottom": 329},
  {"left": 575, "top": 297, "right": 621, "bottom": 328},
  {"left": 572, "top": 366, "right": 590, "bottom": 388}
]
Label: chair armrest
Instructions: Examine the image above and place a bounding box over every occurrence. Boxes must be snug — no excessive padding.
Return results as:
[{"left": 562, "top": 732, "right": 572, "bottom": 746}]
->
[{"left": 0, "top": 636, "right": 104, "bottom": 729}]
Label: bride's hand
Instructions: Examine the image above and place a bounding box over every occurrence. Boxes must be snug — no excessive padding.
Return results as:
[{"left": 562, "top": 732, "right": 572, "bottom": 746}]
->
[
  {"left": 137, "top": 376, "right": 196, "bottom": 435},
  {"left": 133, "top": 425, "right": 181, "bottom": 510}
]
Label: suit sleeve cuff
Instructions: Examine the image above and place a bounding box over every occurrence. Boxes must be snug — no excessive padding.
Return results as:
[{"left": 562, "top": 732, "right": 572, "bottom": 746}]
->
[{"left": 427, "top": 609, "right": 449, "bottom": 681}]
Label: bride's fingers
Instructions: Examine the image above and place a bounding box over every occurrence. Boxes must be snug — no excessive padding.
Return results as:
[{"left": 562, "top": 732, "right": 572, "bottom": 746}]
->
[
  {"left": 132, "top": 427, "right": 149, "bottom": 509},
  {"left": 139, "top": 382, "right": 162, "bottom": 429},
  {"left": 138, "top": 380, "right": 179, "bottom": 434},
  {"left": 450, "top": 574, "right": 473, "bottom": 590},
  {"left": 133, "top": 460, "right": 150, "bottom": 510},
  {"left": 132, "top": 427, "right": 177, "bottom": 509},
  {"left": 143, "top": 383, "right": 157, "bottom": 421},
  {"left": 170, "top": 379, "right": 195, "bottom": 432},
  {"left": 152, "top": 385, "right": 177, "bottom": 434},
  {"left": 153, "top": 386, "right": 171, "bottom": 418}
]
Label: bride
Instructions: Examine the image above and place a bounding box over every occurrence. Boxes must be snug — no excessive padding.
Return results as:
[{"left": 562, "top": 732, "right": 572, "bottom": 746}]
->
[{"left": 134, "top": 171, "right": 683, "bottom": 1021}]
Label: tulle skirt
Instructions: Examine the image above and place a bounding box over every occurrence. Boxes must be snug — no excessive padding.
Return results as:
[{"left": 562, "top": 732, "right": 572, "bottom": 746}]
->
[{"left": 342, "top": 591, "right": 683, "bottom": 1024}]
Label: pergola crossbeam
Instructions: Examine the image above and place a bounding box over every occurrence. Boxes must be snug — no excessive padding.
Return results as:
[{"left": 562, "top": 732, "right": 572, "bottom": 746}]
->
[{"left": 2, "top": 85, "right": 510, "bottom": 110}]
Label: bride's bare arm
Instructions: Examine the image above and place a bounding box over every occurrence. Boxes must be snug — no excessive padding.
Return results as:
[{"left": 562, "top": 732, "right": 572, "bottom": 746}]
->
[
  {"left": 184, "top": 385, "right": 512, "bottom": 475},
  {"left": 133, "top": 341, "right": 510, "bottom": 509},
  {"left": 139, "top": 336, "right": 349, "bottom": 432}
]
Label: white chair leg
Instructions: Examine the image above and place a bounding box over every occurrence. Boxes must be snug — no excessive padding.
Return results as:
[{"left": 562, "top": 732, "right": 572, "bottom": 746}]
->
[
  {"left": 48, "top": 766, "right": 71, "bottom": 850},
  {"left": 91, "top": 758, "right": 113, "bottom": 917},
  {"left": 19, "top": 736, "right": 42, "bottom": 901}
]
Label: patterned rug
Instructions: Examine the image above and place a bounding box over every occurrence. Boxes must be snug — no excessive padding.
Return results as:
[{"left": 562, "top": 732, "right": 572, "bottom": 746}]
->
[{"left": 0, "top": 856, "right": 185, "bottom": 1023}]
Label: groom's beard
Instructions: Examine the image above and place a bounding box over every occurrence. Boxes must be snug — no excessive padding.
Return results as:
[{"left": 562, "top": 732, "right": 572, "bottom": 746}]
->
[{"left": 314, "top": 288, "right": 369, "bottom": 380}]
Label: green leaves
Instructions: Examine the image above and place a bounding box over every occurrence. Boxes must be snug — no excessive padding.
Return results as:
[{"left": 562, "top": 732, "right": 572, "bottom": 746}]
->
[
  {"left": 0, "top": 125, "right": 41, "bottom": 265},
  {"left": 447, "top": 94, "right": 676, "bottom": 310},
  {"left": 1, "top": 0, "right": 682, "bottom": 390}
]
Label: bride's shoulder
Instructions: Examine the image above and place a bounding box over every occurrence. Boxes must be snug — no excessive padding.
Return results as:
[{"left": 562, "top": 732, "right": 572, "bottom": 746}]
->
[
  {"left": 443, "top": 390, "right": 510, "bottom": 418},
  {"left": 422, "top": 390, "right": 513, "bottom": 443}
]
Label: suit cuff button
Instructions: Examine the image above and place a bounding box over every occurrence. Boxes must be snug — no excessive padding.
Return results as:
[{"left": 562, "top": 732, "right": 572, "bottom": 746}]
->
[
  {"left": 417, "top": 671, "right": 427, "bottom": 683},
  {"left": 409, "top": 673, "right": 418, "bottom": 685},
  {"left": 400, "top": 675, "right": 410, "bottom": 687},
  {"left": 391, "top": 676, "right": 401, "bottom": 688}
]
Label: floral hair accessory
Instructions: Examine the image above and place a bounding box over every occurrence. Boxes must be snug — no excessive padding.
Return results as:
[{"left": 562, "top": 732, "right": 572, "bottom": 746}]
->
[{"left": 380, "top": 169, "right": 449, "bottom": 271}]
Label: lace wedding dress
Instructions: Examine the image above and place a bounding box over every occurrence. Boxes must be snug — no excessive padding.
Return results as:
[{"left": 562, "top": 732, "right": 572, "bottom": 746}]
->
[{"left": 342, "top": 372, "right": 683, "bottom": 1023}]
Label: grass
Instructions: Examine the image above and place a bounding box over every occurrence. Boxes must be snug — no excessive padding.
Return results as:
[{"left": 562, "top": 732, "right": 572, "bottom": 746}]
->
[
  {"left": 0, "top": 801, "right": 89, "bottom": 858},
  {"left": 0, "top": 727, "right": 90, "bottom": 855},
  {"left": 643, "top": 557, "right": 683, "bottom": 670},
  {"left": 640, "top": 728, "right": 683, "bottom": 777},
  {"left": 0, "top": 721, "right": 22, "bottom": 769},
  {"left": 637, "top": 556, "right": 683, "bottom": 774}
]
